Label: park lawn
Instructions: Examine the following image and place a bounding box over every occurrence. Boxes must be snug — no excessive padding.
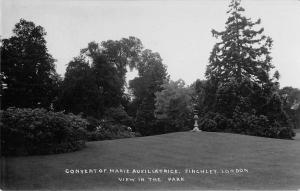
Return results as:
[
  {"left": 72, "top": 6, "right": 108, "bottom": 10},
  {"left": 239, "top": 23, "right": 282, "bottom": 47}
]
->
[{"left": 1, "top": 131, "right": 300, "bottom": 190}]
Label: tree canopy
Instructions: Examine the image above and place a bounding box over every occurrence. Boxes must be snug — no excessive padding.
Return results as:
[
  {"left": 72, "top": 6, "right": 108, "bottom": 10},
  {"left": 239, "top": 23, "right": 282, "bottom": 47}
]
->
[
  {"left": 1, "top": 14, "right": 297, "bottom": 140},
  {"left": 155, "top": 79, "right": 194, "bottom": 132},
  {"left": 1, "top": 19, "right": 60, "bottom": 109},
  {"left": 55, "top": 56, "right": 102, "bottom": 117},
  {"left": 129, "top": 49, "right": 169, "bottom": 135}
]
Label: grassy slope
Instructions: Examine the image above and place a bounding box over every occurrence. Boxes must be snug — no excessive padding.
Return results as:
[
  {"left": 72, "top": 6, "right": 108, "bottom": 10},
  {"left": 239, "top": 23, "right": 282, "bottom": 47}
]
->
[{"left": 2, "top": 131, "right": 300, "bottom": 190}]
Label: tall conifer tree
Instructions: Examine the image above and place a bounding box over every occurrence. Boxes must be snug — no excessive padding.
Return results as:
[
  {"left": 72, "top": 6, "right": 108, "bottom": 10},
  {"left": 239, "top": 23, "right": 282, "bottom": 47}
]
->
[
  {"left": 200, "top": 0, "right": 295, "bottom": 139},
  {"left": 206, "top": 0, "right": 274, "bottom": 84}
]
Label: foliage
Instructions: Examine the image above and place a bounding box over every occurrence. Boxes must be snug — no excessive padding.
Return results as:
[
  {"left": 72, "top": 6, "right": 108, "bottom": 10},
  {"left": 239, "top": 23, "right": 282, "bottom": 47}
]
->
[
  {"left": 85, "top": 116, "right": 102, "bottom": 132},
  {"left": 86, "top": 122, "right": 135, "bottom": 142},
  {"left": 206, "top": 0, "right": 274, "bottom": 85},
  {"left": 200, "top": 0, "right": 295, "bottom": 139},
  {"left": 56, "top": 37, "right": 169, "bottom": 137},
  {"left": 198, "top": 79, "right": 294, "bottom": 139},
  {"left": 1, "top": 19, "right": 61, "bottom": 109},
  {"left": 83, "top": 42, "right": 124, "bottom": 107},
  {"left": 155, "top": 79, "right": 194, "bottom": 132},
  {"left": 55, "top": 57, "right": 103, "bottom": 117},
  {"left": 1, "top": 107, "right": 87, "bottom": 156},
  {"left": 104, "top": 106, "right": 133, "bottom": 127},
  {"left": 279, "top": 87, "right": 300, "bottom": 129},
  {"left": 199, "top": 111, "right": 295, "bottom": 139},
  {"left": 56, "top": 37, "right": 143, "bottom": 118},
  {"left": 80, "top": 37, "right": 143, "bottom": 94},
  {"left": 83, "top": 109, "right": 134, "bottom": 141},
  {"left": 0, "top": 72, "right": 8, "bottom": 97},
  {"left": 100, "top": 37, "right": 143, "bottom": 88},
  {"left": 232, "top": 107, "right": 294, "bottom": 139},
  {"left": 199, "top": 112, "right": 232, "bottom": 132},
  {"left": 129, "top": 50, "right": 168, "bottom": 104},
  {"left": 129, "top": 49, "right": 169, "bottom": 136},
  {"left": 193, "top": 79, "right": 217, "bottom": 116}
]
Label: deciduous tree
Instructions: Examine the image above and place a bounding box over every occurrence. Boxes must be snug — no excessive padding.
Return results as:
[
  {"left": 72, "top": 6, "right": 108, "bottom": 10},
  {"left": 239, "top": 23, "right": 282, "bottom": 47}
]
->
[
  {"left": 129, "top": 49, "right": 168, "bottom": 135},
  {"left": 1, "top": 19, "right": 60, "bottom": 108},
  {"left": 155, "top": 79, "right": 194, "bottom": 132}
]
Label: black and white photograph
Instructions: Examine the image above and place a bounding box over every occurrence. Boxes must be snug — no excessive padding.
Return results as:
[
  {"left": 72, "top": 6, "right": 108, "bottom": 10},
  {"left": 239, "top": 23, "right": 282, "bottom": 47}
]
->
[{"left": 1, "top": 0, "right": 300, "bottom": 190}]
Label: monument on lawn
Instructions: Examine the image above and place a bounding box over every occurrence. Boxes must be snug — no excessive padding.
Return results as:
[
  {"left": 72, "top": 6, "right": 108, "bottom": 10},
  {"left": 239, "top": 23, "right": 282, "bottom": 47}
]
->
[{"left": 192, "top": 103, "right": 201, "bottom": 132}]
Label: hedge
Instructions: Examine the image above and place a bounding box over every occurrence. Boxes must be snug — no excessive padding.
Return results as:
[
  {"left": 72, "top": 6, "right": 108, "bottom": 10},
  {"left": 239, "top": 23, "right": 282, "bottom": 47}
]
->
[{"left": 199, "top": 111, "right": 295, "bottom": 139}]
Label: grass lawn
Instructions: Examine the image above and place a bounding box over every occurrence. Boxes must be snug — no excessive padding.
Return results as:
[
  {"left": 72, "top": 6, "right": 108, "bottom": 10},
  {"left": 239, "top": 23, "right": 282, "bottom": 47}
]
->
[{"left": 1, "top": 131, "right": 300, "bottom": 190}]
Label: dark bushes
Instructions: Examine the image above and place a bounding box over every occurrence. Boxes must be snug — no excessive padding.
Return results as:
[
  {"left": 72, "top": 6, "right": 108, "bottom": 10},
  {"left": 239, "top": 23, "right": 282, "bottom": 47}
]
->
[
  {"left": 199, "top": 111, "right": 295, "bottom": 139},
  {"left": 86, "top": 124, "right": 134, "bottom": 141},
  {"left": 197, "top": 79, "right": 295, "bottom": 139},
  {"left": 104, "top": 106, "right": 133, "bottom": 127},
  {"left": 85, "top": 122, "right": 134, "bottom": 141},
  {"left": 200, "top": 112, "right": 233, "bottom": 132},
  {"left": 84, "top": 108, "right": 135, "bottom": 142},
  {"left": 1, "top": 107, "right": 87, "bottom": 156}
]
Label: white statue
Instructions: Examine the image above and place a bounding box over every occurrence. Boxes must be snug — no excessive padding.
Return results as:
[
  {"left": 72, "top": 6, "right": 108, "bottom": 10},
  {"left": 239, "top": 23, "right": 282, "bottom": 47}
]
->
[{"left": 192, "top": 114, "right": 201, "bottom": 132}]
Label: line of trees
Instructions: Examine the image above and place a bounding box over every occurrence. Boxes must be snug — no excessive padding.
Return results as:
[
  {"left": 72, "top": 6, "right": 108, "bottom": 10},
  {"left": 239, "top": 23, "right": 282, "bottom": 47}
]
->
[
  {"left": 1, "top": 19, "right": 175, "bottom": 140},
  {"left": 1, "top": 0, "right": 299, "bottom": 143}
]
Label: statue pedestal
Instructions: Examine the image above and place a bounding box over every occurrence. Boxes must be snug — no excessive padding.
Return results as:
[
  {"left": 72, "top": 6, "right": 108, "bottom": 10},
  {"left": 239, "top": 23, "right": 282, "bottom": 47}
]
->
[
  {"left": 192, "top": 114, "right": 201, "bottom": 132},
  {"left": 192, "top": 127, "right": 201, "bottom": 132}
]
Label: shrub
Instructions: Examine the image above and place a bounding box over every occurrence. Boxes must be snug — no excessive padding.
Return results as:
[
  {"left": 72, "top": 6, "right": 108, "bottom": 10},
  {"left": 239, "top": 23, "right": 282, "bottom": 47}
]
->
[
  {"left": 85, "top": 116, "right": 101, "bottom": 132},
  {"left": 104, "top": 106, "right": 133, "bottom": 126},
  {"left": 199, "top": 112, "right": 231, "bottom": 132},
  {"left": 198, "top": 77, "right": 296, "bottom": 139},
  {"left": 86, "top": 121, "right": 135, "bottom": 141},
  {"left": 199, "top": 114, "right": 217, "bottom": 132},
  {"left": 1, "top": 107, "right": 87, "bottom": 156},
  {"left": 212, "top": 113, "right": 234, "bottom": 132},
  {"left": 198, "top": 110, "right": 295, "bottom": 139},
  {"left": 232, "top": 109, "right": 295, "bottom": 139}
]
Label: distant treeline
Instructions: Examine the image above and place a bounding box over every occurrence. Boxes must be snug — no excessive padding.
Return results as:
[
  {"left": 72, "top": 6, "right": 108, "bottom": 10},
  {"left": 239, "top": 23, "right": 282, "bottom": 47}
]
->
[{"left": 1, "top": 0, "right": 299, "bottom": 145}]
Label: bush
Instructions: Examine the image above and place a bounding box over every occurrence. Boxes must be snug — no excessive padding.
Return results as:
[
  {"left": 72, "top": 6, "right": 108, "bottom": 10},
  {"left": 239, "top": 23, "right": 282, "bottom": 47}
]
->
[
  {"left": 198, "top": 110, "right": 295, "bottom": 139},
  {"left": 86, "top": 121, "right": 135, "bottom": 141},
  {"left": 104, "top": 106, "right": 133, "bottom": 126},
  {"left": 199, "top": 112, "right": 233, "bottom": 132},
  {"left": 232, "top": 108, "right": 295, "bottom": 139},
  {"left": 83, "top": 111, "right": 135, "bottom": 142},
  {"left": 199, "top": 113, "right": 217, "bottom": 132},
  {"left": 85, "top": 116, "right": 101, "bottom": 132},
  {"left": 197, "top": 78, "right": 295, "bottom": 139},
  {"left": 1, "top": 107, "right": 87, "bottom": 156},
  {"left": 213, "top": 113, "right": 234, "bottom": 132}
]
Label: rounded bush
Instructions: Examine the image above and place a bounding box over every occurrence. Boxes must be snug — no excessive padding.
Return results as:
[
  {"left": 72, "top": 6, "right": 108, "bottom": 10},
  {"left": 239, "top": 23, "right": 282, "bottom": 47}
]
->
[
  {"left": 1, "top": 107, "right": 87, "bottom": 156},
  {"left": 200, "top": 118, "right": 217, "bottom": 131},
  {"left": 104, "top": 106, "right": 133, "bottom": 126},
  {"left": 213, "top": 113, "right": 234, "bottom": 131}
]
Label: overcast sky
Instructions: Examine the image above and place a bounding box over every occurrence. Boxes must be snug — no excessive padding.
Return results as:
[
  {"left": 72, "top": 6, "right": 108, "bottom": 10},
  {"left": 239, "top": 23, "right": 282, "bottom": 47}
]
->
[{"left": 1, "top": 0, "right": 300, "bottom": 88}]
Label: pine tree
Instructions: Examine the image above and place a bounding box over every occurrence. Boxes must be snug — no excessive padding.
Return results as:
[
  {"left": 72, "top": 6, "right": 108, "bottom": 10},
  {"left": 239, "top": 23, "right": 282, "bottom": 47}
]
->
[
  {"left": 201, "top": 0, "right": 295, "bottom": 139},
  {"left": 206, "top": 0, "right": 274, "bottom": 85}
]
